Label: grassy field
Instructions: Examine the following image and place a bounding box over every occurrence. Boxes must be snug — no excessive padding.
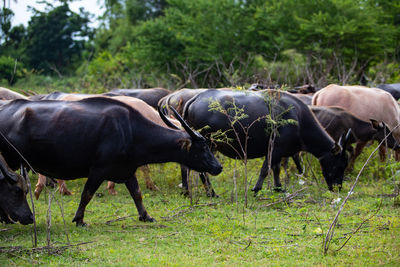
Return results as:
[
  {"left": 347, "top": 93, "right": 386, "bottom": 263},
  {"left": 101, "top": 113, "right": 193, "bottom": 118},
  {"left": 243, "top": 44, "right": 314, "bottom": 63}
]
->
[{"left": 0, "top": 146, "right": 399, "bottom": 266}]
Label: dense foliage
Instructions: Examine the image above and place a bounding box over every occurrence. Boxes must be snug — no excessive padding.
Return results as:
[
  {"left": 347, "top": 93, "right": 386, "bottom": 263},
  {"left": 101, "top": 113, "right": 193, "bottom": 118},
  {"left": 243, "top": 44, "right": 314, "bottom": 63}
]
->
[{"left": 0, "top": 0, "right": 399, "bottom": 89}]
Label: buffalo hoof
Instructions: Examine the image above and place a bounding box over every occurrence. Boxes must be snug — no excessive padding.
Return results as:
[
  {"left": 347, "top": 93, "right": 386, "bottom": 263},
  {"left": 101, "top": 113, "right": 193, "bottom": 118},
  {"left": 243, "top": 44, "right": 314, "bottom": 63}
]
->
[
  {"left": 181, "top": 189, "right": 190, "bottom": 197},
  {"left": 206, "top": 191, "right": 220, "bottom": 198},
  {"left": 251, "top": 187, "right": 260, "bottom": 196},
  {"left": 107, "top": 188, "right": 118, "bottom": 196},
  {"left": 273, "top": 187, "right": 285, "bottom": 193},
  {"left": 145, "top": 181, "right": 160, "bottom": 192},
  {"left": 60, "top": 188, "right": 72, "bottom": 196},
  {"left": 72, "top": 217, "right": 87, "bottom": 227},
  {"left": 139, "top": 214, "right": 155, "bottom": 222},
  {"left": 34, "top": 186, "right": 43, "bottom": 200}
]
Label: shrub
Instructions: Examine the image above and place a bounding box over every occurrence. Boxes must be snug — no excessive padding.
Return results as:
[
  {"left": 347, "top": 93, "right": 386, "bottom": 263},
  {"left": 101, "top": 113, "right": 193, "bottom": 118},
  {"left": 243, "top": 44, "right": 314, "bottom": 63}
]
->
[{"left": 0, "top": 56, "right": 24, "bottom": 85}]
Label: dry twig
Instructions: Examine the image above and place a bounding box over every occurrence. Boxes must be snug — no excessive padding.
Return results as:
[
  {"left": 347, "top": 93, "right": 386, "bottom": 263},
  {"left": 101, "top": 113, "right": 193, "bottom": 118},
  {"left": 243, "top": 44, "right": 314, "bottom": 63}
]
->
[
  {"left": 323, "top": 125, "right": 399, "bottom": 255},
  {"left": 259, "top": 187, "right": 308, "bottom": 208}
]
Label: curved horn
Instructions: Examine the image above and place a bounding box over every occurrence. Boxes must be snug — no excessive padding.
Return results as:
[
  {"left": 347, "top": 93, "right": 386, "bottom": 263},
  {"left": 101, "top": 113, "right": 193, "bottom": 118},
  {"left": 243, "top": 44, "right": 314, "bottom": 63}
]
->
[
  {"left": 341, "top": 128, "right": 352, "bottom": 156},
  {"left": 157, "top": 106, "right": 181, "bottom": 130},
  {"left": 170, "top": 107, "right": 203, "bottom": 140},
  {"left": 0, "top": 154, "right": 17, "bottom": 184}
]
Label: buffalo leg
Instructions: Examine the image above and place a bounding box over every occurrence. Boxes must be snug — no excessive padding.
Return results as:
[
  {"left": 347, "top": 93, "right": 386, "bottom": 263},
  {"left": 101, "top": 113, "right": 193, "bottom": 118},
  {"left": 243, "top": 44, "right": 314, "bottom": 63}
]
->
[
  {"left": 199, "top": 172, "right": 218, "bottom": 197},
  {"left": 292, "top": 154, "right": 303, "bottom": 174},
  {"left": 350, "top": 141, "right": 368, "bottom": 169},
  {"left": 34, "top": 174, "right": 47, "bottom": 200},
  {"left": 272, "top": 161, "right": 284, "bottom": 192},
  {"left": 140, "top": 165, "right": 160, "bottom": 191},
  {"left": 252, "top": 156, "right": 281, "bottom": 194},
  {"left": 106, "top": 181, "right": 117, "bottom": 195},
  {"left": 35, "top": 175, "right": 72, "bottom": 199},
  {"left": 378, "top": 145, "right": 387, "bottom": 162},
  {"left": 72, "top": 177, "right": 103, "bottom": 226},
  {"left": 58, "top": 180, "right": 72, "bottom": 196},
  {"left": 181, "top": 165, "right": 218, "bottom": 197},
  {"left": 395, "top": 149, "right": 400, "bottom": 161},
  {"left": 181, "top": 165, "right": 190, "bottom": 196},
  {"left": 106, "top": 165, "right": 159, "bottom": 195},
  {"left": 125, "top": 173, "right": 154, "bottom": 222}
]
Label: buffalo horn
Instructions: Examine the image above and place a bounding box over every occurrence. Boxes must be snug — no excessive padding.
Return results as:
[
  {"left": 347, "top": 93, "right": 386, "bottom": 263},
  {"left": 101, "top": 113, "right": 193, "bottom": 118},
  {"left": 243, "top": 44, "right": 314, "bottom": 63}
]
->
[
  {"left": 0, "top": 154, "right": 17, "bottom": 184},
  {"left": 170, "top": 107, "right": 203, "bottom": 140},
  {"left": 341, "top": 129, "right": 352, "bottom": 156},
  {"left": 157, "top": 106, "right": 180, "bottom": 130}
]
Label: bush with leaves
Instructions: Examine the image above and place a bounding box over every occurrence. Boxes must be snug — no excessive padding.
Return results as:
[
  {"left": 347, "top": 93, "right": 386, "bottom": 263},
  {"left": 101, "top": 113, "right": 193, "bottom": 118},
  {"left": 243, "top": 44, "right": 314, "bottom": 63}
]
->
[{"left": 0, "top": 55, "right": 24, "bottom": 85}]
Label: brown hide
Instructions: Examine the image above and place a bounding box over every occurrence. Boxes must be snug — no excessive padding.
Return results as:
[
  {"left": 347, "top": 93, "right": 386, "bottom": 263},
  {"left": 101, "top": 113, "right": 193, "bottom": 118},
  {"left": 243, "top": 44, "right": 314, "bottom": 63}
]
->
[
  {"left": 59, "top": 94, "right": 180, "bottom": 128},
  {"left": 0, "top": 87, "right": 28, "bottom": 100},
  {"left": 312, "top": 84, "right": 400, "bottom": 142}
]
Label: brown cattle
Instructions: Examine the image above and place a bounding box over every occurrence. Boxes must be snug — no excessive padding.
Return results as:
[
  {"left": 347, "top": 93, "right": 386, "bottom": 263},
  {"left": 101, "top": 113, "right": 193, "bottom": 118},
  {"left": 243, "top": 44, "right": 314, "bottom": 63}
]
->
[
  {"left": 312, "top": 84, "right": 400, "bottom": 161},
  {"left": 312, "top": 84, "right": 400, "bottom": 140}
]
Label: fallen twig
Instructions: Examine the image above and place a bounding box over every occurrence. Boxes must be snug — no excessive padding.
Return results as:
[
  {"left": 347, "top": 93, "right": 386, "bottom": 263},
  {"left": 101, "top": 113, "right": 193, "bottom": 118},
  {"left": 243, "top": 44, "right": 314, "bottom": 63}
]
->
[
  {"left": 121, "top": 224, "right": 168, "bottom": 229},
  {"left": 259, "top": 187, "right": 308, "bottom": 208},
  {"left": 105, "top": 215, "right": 134, "bottom": 225},
  {"left": 335, "top": 201, "right": 382, "bottom": 252},
  {"left": 323, "top": 125, "right": 399, "bottom": 255}
]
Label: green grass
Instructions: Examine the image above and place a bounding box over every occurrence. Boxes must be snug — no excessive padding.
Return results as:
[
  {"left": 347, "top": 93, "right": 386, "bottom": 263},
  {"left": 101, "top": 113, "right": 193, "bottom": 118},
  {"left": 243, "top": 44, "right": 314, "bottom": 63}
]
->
[{"left": 0, "top": 147, "right": 400, "bottom": 266}]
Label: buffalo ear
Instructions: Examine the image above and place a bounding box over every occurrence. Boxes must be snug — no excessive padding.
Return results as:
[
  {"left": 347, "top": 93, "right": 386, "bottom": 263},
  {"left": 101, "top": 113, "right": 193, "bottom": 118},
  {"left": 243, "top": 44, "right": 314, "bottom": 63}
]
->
[
  {"left": 370, "top": 119, "right": 384, "bottom": 130},
  {"left": 179, "top": 139, "right": 192, "bottom": 152}
]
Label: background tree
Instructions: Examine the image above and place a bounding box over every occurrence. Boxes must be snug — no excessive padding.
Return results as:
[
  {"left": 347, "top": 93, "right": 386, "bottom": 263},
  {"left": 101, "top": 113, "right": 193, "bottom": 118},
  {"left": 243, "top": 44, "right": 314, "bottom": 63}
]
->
[{"left": 25, "top": 2, "right": 93, "bottom": 76}]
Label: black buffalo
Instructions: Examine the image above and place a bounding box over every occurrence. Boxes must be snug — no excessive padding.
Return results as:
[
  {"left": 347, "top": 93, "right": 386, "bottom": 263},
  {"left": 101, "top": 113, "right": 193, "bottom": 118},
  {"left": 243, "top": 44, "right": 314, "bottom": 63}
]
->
[
  {"left": 0, "top": 153, "right": 33, "bottom": 225},
  {"left": 0, "top": 97, "right": 222, "bottom": 225},
  {"left": 183, "top": 89, "right": 350, "bottom": 193}
]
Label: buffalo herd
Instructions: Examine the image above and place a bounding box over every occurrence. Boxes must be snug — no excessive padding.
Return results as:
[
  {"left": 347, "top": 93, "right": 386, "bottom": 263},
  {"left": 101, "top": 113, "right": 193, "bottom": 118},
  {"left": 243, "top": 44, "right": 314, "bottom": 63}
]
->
[{"left": 0, "top": 82, "right": 398, "bottom": 226}]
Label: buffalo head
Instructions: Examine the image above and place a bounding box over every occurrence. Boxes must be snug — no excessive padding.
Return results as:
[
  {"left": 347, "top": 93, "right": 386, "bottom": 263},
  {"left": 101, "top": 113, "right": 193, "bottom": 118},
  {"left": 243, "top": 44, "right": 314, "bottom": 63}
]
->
[
  {"left": 319, "top": 129, "right": 351, "bottom": 191},
  {"left": 0, "top": 155, "right": 33, "bottom": 225}
]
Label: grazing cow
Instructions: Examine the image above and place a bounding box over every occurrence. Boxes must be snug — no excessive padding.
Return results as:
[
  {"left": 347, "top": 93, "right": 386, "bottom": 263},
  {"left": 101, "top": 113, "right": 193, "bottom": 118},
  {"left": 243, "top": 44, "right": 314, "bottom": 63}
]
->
[
  {"left": 0, "top": 153, "right": 33, "bottom": 225},
  {"left": 0, "top": 87, "right": 28, "bottom": 100},
  {"left": 0, "top": 97, "right": 222, "bottom": 225},
  {"left": 312, "top": 84, "right": 400, "bottom": 160},
  {"left": 310, "top": 106, "right": 398, "bottom": 168},
  {"left": 105, "top": 88, "right": 171, "bottom": 108},
  {"left": 183, "top": 89, "right": 349, "bottom": 193},
  {"left": 34, "top": 93, "right": 171, "bottom": 198},
  {"left": 377, "top": 83, "right": 400, "bottom": 100}
]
